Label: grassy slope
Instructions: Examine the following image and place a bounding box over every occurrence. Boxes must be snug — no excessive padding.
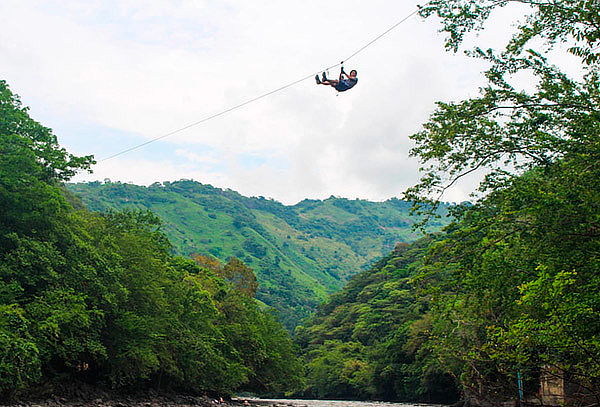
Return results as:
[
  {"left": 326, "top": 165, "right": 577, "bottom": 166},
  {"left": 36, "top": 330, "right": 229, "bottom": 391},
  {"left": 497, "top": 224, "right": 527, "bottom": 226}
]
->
[{"left": 68, "top": 180, "right": 449, "bottom": 327}]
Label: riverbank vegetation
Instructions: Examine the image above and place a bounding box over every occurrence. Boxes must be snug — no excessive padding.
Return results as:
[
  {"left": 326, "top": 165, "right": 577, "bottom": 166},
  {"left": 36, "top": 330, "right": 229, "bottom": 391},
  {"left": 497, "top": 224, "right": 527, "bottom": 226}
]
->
[
  {"left": 298, "top": 0, "right": 599, "bottom": 404},
  {"left": 0, "top": 80, "right": 302, "bottom": 399},
  {"left": 295, "top": 241, "right": 460, "bottom": 403},
  {"left": 2, "top": 0, "right": 598, "bottom": 404},
  {"left": 407, "top": 0, "right": 600, "bottom": 401}
]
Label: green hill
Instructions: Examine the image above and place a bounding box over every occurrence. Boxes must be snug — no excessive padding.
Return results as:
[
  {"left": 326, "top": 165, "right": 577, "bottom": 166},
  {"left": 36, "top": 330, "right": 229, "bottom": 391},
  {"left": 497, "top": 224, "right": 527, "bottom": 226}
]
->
[
  {"left": 0, "top": 79, "right": 302, "bottom": 399},
  {"left": 68, "top": 180, "right": 450, "bottom": 327},
  {"left": 294, "top": 240, "right": 459, "bottom": 403}
]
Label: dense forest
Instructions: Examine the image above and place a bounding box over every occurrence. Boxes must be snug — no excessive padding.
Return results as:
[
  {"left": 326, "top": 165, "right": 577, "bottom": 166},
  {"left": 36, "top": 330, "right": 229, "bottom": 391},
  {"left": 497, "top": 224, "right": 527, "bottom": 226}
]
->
[
  {"left": 0, "top": 81, "right": 302, "bottom": 399},
  {"left": 405, "top": 0, "right": 600, "bottom": 401},
  {"left": 298, "top": 0, "right": 600, "bottom": 405},
  {"left": 297, "top": 162, "right": 599, "bottom": 402},
  {"left": 1, "top": 0, "right": 599, "bottom": 404},
  {"left": 68, "top": 181, "right": 449, "bottom": 328},
  {"left": 296, "top": 240, "right": 459, "bottom": 403}
]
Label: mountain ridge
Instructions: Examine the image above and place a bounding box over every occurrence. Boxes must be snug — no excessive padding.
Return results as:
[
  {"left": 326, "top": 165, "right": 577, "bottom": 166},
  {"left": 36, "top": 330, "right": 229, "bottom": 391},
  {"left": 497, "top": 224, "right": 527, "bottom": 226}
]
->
[{"left": 68, "top": 180, "right": 451, "bottom": 327}]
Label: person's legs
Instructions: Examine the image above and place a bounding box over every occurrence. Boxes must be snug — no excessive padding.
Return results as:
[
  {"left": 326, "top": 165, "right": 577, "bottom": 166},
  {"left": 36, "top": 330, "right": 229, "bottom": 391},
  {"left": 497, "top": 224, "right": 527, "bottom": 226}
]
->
[{"left": 315, "top": 75, "right": 339, "bottom": 87}]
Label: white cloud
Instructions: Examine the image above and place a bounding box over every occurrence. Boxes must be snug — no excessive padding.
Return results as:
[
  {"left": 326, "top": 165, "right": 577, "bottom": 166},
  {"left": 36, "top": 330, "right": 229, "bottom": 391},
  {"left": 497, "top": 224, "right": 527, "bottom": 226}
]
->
[
  {"left": 1, "top": 0, "right": 538, "bottom": 204},
  {"left": 175, "top": 149, "right": 220, "bottom": 164}
]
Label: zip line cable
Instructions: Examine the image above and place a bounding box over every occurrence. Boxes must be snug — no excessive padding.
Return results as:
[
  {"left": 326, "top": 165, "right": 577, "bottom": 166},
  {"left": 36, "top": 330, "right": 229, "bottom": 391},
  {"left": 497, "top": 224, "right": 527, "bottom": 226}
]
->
[
  {"left": 100, "top": 5, "right": 424, "bottom": 162},
  {"left": 100, "top": 61, "right": 341, "bottom": 162},
  {"left": 341, "top": 6, "right": 422, "bottom": 64}
]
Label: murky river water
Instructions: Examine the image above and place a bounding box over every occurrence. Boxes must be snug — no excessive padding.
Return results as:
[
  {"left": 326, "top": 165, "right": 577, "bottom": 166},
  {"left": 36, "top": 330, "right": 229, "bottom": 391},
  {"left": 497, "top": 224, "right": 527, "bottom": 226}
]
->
[{"left": 245, "top": 398, "right": 442, "bottom": 407}]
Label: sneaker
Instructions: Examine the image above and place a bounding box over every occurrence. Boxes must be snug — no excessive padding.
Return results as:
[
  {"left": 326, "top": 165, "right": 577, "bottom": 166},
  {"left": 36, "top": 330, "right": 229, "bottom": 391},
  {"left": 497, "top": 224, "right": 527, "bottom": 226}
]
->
[
  {"left": 322, "top": 72, "right": 328, "bottom": 82},
  {"left": 315, "top": 75, "right": 321, "bottom": 84}
]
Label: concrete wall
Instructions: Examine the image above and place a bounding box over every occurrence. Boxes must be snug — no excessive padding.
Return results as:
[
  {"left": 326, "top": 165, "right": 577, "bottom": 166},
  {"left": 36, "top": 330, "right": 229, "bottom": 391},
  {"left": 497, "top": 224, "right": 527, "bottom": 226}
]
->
[{"left": 540, "top": 367, "right": 565, "bottom": 406}]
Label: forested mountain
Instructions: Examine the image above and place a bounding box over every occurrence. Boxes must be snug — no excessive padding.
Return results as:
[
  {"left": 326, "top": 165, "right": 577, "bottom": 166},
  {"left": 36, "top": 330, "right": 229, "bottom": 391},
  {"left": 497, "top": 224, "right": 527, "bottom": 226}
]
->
[
  {"left": 298, "top": 156, "right": 600, "bottom": 404},
  {"left": 68, "top": 181, "right": 450, "bottom": 328},
  {"left": 0, "top": 80, "right": 302, "bottom": 399},
  {"left": 296, "top": 240, "right": 459, "bottom": 403}
]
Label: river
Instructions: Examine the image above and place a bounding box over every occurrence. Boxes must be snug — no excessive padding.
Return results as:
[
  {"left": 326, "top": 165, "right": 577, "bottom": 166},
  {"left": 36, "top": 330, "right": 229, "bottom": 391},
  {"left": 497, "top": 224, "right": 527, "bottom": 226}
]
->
[{"left": 242, "top": 398, "right": 442, "bottom": 407}]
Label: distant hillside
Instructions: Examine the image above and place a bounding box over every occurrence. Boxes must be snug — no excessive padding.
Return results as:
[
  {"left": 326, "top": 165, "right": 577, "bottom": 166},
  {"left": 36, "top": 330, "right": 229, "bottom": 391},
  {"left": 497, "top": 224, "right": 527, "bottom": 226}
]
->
[{"left": 68, "top": 180, "right": 450, "bottom": 327}]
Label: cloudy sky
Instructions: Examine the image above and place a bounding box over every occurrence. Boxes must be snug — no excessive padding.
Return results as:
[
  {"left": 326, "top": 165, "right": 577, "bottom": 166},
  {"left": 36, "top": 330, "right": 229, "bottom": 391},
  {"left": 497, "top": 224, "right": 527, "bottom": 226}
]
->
[{"left": 1, "top": 0, "right": 526, "bottom": 204}]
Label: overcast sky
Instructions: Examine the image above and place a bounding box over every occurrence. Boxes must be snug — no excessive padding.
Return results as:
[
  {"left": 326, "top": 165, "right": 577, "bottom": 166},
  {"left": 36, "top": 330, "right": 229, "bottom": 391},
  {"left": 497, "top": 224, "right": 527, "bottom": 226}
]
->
[{"left": 1, "top": 0, "right": 530, "bottom": 204}]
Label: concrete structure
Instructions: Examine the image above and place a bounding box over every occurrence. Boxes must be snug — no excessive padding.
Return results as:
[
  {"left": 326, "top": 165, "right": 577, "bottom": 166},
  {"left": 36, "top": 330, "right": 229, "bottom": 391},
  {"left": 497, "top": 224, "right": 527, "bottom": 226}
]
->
[{"left": 540, "top": 367, "right": 565, "bottom": 406}]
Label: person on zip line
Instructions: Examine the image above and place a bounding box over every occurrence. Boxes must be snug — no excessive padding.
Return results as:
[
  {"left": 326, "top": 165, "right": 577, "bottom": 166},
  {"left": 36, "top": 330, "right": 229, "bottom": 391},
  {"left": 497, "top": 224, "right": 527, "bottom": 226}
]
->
[{"left": 316, "top": 67, "right": 358, "bottom": 92}]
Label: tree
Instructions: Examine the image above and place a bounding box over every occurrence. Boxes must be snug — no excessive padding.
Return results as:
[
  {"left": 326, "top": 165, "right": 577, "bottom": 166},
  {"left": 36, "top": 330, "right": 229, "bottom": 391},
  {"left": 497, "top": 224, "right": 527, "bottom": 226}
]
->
[
  {"left": 0, "top": 81, "right": 303, "bottom": 398},
  {"left": 221, "top": 258, "right": 259, "bottom": 298},
  {"left": 420, "top": 0, "right": 600, "bottom": 64},
  {"left": 406, "top": 0, "right": 599, "bottom": 208},
  {"left": 403, "top": 0, "right": 600, "bottom": 402},
  {"left": 0, "top": 80, "right": 94, "bottom": 182},
  {"left": 192, "top": 254, "right": 304, "bottom": 394},
  {"left": 296, "top": 242, "right": 459, "bottom": 403}
]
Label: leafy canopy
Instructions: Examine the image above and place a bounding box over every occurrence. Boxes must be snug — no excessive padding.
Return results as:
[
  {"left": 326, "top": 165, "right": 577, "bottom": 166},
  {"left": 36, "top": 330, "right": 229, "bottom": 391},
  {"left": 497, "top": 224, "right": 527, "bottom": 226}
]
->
[
  {"left": 0, "top": 80, "right": 303, "bottom": 398},
  {"left": 406, "top": 0, "right": 599, "bottom": 207},
  {"left": 396, "top": 0, "right": 600, "bottom": 402}
]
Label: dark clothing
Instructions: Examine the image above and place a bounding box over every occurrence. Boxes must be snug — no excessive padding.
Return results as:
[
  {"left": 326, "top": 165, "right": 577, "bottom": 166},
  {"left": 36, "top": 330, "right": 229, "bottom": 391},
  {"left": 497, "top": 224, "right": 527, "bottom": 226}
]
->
[{"left": 335, "top": 77, "right": 358, "bottom": 92}]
